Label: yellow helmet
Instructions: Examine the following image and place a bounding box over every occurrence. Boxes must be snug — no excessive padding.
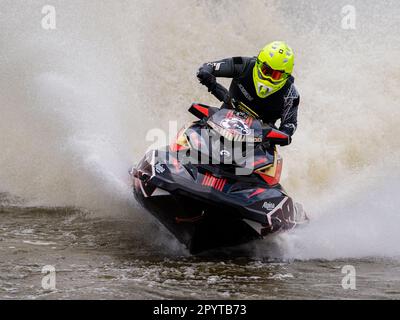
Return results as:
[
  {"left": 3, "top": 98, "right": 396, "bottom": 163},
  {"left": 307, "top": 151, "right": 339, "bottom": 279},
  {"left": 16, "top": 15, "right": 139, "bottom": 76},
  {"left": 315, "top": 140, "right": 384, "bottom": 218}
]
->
[{"left": 253, "top": 41, "right": 294, "bottom": 98}]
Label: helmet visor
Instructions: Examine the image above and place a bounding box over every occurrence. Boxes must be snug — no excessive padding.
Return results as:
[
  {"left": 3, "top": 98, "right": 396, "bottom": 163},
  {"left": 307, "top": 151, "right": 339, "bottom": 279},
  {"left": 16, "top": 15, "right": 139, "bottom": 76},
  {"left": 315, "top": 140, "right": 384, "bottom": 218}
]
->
[{"left": 257, "top": 59, "right": 287, "bottom": 82}]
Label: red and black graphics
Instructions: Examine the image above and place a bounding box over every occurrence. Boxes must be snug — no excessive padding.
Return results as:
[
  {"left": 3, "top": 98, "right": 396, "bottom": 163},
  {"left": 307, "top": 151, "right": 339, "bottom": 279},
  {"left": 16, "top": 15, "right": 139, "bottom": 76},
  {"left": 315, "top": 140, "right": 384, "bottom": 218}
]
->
[
  {"left": 170, "top": 126, "right": 190, "bottom": 153},
  {"left": 185, "top": 126, "right": 209, "bottom": 154},
  {"left": 225, "top": 110, "right": 235, "bottom": 119},
  {"left": 170, "top": 156, "right": 182, "bottom": 173},
  {"left": 207, "top": 108, "right": 264, "bottom": 144},
  {"left": 251, "top": 155, "right": 271, "bottom": 170},
  {"left": 256, "top": 155, "right": 283, "bottom": 186},
  {"left": 131, "top": 103, "right": 308, "bottom": 254},
  {"left": 264, "top": 128, "right": 291, "bottom": 146},
  {"left": 248, "top": 188, "right": 266, "bottom": 199},
  {"left": 201, "top": 172, "right": 227, "bottom": 192},
  {"left": 244, "top": 116, "right": 254, "bottom": 127},
  {"left": 261, "top": 197, "right": 296, "bottom": 234},
  {"left": 189, "top": 103, "right": 219, "bottom": 120}
]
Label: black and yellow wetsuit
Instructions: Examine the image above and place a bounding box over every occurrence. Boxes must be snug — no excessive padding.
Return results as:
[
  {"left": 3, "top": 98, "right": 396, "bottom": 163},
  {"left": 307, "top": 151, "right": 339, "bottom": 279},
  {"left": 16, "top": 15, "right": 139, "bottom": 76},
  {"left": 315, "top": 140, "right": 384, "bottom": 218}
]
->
[{"left": 197, "top": 56, "right": 300, "bottom": 140}]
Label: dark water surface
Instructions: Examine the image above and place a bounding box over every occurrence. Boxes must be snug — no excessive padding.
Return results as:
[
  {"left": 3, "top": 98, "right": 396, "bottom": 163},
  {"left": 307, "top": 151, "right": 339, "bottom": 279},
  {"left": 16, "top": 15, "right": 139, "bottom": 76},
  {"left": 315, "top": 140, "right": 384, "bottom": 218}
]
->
[{"left": 1, "top": 207, "right": 399, "bottom": 300}]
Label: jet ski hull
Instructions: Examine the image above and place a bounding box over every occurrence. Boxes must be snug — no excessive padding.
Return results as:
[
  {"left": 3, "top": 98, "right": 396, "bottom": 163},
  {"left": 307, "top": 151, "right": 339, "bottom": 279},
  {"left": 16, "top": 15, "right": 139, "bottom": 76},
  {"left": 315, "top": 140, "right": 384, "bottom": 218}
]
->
[{"left": 131, "top": 149, "right": 307, "bottom": 254}]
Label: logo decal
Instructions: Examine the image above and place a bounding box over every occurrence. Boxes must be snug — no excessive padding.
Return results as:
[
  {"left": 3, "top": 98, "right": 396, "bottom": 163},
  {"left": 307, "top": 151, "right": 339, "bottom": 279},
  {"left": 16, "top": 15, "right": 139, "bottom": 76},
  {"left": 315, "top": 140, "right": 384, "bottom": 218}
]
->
[
  {"left": 220, "top": 150, "right": 231, "bottom": 157},
  {"left": 207, "top": 62, "right": 225, "bottom": 71},
  {"left": 220, "top": 118, "right": 251, "bottom": 135},
  {"left": 155, "top": 163, "right": 165, "bottom": 174},
  {"left": 257, "top": 82, "right": 273, "bottom": 95},
  {"left": 237, "top": 83, "right": 254, "bottom": 101},
  {"left": 262, "top": 202, "right": 276, "bottom": 211}
]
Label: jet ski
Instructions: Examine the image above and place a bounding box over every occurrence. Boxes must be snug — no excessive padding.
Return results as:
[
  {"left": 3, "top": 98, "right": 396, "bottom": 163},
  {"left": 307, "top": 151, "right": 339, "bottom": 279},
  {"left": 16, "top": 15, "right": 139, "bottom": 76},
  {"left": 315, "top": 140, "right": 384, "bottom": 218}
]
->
[{"left": 130, "top": 102, "right": 308, "bottom": 254}]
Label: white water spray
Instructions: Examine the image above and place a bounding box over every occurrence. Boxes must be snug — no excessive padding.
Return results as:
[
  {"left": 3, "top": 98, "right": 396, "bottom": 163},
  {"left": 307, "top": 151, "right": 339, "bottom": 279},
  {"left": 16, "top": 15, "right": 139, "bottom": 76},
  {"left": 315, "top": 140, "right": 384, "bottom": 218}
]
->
[{"left": 0, "top": 0, "right": 399, "bottom": 258}]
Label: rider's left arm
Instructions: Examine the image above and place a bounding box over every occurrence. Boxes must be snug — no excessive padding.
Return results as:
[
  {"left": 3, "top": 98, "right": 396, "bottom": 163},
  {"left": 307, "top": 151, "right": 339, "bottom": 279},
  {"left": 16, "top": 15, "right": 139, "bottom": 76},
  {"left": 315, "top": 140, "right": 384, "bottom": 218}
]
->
[
  {"left": 279, "top": 85, "right": 300, "bottom": 138},
  {"left": 197, "top": 57, "right": 246, "bottom": 104}
]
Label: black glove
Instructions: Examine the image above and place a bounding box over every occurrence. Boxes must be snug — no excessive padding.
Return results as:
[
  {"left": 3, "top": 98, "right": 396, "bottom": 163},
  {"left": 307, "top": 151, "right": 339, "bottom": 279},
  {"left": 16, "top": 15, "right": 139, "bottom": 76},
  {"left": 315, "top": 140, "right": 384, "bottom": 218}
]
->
[
  {"left": 197, "top": 66, "right": 230, "bottom": 105},
  {"left": 280, "top": 123, "right": 296, "bottom": 137},
  {"left": 210, "top": 83, "right": 231, "bottom": 104},
  {"left": 222, "top": 93, "right": 232, "bottom": 105},
  {"left": 196, "top": 69, "right": 216, "bottom": 89},
  {"left": 229, "top": 97, "right": 239, "bottom": 108}
]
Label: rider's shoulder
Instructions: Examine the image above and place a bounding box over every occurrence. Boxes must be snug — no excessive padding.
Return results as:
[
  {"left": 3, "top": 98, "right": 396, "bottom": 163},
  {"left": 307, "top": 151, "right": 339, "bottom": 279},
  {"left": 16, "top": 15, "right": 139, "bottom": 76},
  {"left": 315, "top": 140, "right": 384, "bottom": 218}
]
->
[
  {"left": 283, "top": 77, "right": 300, "bottom": 99},
  {"left": 287, "top": 75, "right": 295, "bottom": 84},
  {"left": 230, "top": 56, "right": 255, "bottom": 66}
]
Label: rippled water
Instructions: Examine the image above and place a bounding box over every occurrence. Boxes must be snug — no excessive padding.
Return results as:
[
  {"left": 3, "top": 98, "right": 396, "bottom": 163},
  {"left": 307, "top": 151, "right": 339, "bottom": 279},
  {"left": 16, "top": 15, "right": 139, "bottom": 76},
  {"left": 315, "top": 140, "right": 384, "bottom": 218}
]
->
[
  {"left": 1, "top": 207, "right": 400, "bottom": 300},
  {"left": 1, "top": 0, "right": 399, "bottom": 300}
]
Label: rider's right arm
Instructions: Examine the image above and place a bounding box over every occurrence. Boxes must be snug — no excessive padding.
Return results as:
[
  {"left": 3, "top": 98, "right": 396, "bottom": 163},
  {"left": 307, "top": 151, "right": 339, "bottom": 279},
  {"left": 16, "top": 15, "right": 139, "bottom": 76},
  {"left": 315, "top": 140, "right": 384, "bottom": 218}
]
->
[{"left": 196, "top": 57, "right": 246, "bottom": 103}]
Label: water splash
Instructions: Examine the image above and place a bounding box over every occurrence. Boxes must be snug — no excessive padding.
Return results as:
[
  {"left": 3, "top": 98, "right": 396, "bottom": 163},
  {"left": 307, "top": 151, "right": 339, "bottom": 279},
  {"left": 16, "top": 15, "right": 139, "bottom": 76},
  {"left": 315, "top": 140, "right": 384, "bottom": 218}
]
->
[{"left": 0, "top": 0, "right": 399, "bottom": 258}]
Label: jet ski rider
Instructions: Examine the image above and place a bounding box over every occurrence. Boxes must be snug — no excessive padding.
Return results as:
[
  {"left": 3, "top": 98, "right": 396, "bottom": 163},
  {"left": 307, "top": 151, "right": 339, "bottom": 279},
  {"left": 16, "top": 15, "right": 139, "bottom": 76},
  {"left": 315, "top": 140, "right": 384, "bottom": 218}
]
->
[{"left": 196, "top": 41, "right": 299, "bottom": 142}]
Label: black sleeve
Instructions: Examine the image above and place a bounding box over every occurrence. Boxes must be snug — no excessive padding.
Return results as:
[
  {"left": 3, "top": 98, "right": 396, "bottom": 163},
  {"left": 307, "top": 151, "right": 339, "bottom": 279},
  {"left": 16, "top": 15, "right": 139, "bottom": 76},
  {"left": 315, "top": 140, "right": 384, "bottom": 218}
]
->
[
  {"left": 196, "top": 57, "right": 246, "bottom": 103},
  {"left": 279, "top": 84, "right": 300, "bottom": 138}
]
